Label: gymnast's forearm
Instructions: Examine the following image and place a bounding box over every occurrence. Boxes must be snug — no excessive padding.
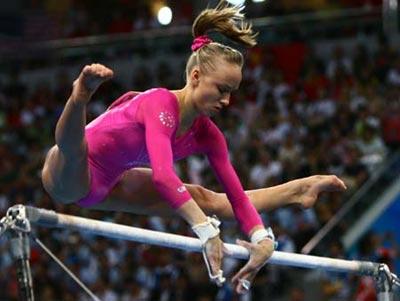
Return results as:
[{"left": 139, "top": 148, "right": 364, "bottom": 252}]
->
[{"left": 176, "top": 199, "right": 208, "bottom": 226}]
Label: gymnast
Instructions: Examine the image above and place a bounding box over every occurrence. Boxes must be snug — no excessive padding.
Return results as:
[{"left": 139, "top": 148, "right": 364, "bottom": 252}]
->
[{"left": 41, "top": 1, "right": 346, "bottom": 294}]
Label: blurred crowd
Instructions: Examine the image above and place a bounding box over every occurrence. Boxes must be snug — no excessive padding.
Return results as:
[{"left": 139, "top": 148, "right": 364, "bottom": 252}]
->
[
  {"left": 0, "top": 0, "right": 382, "bottom": 41},
  {"left": 0, "top": 21, "right": 399, "bottom": 301}
]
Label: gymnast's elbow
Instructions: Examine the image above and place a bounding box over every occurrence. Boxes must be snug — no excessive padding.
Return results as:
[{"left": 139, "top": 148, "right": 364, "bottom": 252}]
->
[{"left": 150, "top": 167, "right": 174, "bottom": 188}]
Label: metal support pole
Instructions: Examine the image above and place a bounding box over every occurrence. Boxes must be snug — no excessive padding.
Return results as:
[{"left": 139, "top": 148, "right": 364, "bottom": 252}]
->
[
  {"left": 5, "top": 205, "right": 35, "bottom": 301},
  {"left": 8, "top": 230, "right": 34, "bottom": 301}
]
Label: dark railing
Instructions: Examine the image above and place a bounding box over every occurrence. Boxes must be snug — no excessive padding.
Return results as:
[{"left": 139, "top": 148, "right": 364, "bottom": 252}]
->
[{"left": 0, "top": 7, "right": 382, "bottom": 67}]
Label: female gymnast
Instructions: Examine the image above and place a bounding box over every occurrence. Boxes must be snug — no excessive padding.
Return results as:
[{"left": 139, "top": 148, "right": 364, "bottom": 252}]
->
[{"left": 41, "top": 1, "right": 346, "bottom": 294}]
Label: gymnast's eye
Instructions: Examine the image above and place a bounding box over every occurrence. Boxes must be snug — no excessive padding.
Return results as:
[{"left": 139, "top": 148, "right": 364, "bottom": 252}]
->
[{"left": 217, "top": 86, "right": 228, "bottom": 94}]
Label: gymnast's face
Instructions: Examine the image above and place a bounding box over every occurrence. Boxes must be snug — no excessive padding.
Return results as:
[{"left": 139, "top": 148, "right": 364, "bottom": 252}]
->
[{"left": 190, "top": 60, "right": 242, "bottom": 116}]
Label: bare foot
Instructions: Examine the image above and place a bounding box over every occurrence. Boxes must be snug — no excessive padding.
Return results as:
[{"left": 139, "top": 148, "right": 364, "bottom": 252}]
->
[
  {"left": 71, "top": 63, "right": 114, "bottom": 104},
  {"left": 298, "top": 175, "right": 347, "bottom": 209}
]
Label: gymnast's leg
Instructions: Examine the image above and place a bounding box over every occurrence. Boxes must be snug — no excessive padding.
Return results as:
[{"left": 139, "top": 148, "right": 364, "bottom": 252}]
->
[
  {"left": 91, "top": 168, "right": 346, "bottom": 219},
  {"left": 41, "top": 64, "right": 113, "bottom": 204}
]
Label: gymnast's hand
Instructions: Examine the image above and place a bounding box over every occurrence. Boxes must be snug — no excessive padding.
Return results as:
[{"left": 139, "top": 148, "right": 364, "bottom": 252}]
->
[
  {"left": 183, "top": 203, "right": 226, "bottom": 286},
  {"left": 232, "top": 238, "right": 275, "bottom": 294},
  {"left": 203, "top": 234, "right": 226, "bottom": 285}
]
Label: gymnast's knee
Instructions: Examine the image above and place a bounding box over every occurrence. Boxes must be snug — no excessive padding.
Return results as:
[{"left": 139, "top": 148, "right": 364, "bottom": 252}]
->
[
  {"left": 192, "top": 185, "right": 220, "bottom": 215},
  {"left": 41, "top": 145, "right": 90, "bottom": 204},
  {"left": 119, "top": 168, "right": 152, "bottom": 193},
  {"left": 196, "top": 186, "right": 233, "bottom": 218}
]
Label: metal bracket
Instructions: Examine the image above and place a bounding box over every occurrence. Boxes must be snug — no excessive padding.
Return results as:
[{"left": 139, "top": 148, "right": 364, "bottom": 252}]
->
[
  {"left": 0, "top": 216, "right": 10, "bottom": 237},
  {"left": 0, "top": 205, "right": 32, "bottom": 237},
  {"left": 0, "top": 205, "right": 35, "bottom": 301},
  {"left": 379, "top": 264, "right": 400, "bottom": 291},
  {"left": 392, "top": 273, "right": 400, "bottom": 290},
  {"left": 6, "top": 205, "right": 32, "bottom": 232},
  {"left": 0, "top": 205, "right": 100, "bottom": 301},
  {"left": 375, "top": 263, "right": 399, "bottom": 301}
]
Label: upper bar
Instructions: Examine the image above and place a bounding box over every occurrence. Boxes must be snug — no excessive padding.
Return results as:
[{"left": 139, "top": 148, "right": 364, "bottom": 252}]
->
[{"left": 23, "top": 206, "right": 380, "bottom": 277}]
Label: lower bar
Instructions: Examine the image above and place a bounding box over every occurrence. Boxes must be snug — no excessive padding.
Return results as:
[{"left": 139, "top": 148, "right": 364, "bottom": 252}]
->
[{"left": 25, "top": 206, "right": 380, "bottom": 277}]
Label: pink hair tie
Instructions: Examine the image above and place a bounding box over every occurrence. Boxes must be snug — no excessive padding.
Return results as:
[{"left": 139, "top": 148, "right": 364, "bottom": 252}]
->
[{"left": 191, "top": 35, "right": 212, "bottom": 52}]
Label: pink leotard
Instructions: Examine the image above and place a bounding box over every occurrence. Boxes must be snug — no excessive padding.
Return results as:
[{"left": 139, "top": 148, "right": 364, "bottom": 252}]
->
[{"left": 77, "top": 88, "right": 263, "bottom": 235}]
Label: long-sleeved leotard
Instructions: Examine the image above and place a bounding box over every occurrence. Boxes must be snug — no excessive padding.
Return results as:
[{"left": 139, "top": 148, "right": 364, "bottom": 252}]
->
[{"left": 77, "top": 88, "right": 263, "bottom": 235}]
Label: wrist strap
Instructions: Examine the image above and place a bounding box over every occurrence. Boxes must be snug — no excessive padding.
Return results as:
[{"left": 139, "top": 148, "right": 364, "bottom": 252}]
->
[
  {"left": 251, "top": 227, "right": 278, "bottom": 249},
  {"left": 192, "top": 216, "right": 221, "bottom": 244},
  {"left": 202, "top": 251, "right": 226, "bottom": 286},
  {"left": 192, "top": 216, "right": 225, "bottom": 286}
]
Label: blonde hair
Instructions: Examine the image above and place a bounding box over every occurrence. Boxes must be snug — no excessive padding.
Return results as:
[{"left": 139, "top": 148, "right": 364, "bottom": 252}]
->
[{"left": 185, "top": 1, "right": 257, "bottom": 79}]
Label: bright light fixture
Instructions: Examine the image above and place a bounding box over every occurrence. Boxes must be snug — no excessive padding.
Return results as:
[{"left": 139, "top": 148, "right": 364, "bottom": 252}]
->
[
  {"left": 226, "top": 0, "right": 245, "bottom": 5},
  {"left": 157, "top": 6, "right": 172, "bottom": 25}
]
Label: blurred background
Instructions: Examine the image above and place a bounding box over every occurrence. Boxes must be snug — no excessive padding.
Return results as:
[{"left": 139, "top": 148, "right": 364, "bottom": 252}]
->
[{"left": 0, "top": 0, "right": 399, "bottom": 300}]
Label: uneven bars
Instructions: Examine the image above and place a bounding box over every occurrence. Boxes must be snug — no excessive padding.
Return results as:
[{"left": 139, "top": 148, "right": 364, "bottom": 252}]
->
[{"left": 24, "top": 206, "right": 380, "bottom": 277}]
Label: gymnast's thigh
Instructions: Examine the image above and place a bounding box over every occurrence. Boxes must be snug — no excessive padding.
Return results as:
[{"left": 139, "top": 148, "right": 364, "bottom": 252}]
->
[
  {"left": 110, "top": 167, "right": 164, "bottom": 205},
  {"left": 76, "top": 162, "right": 120, "bottom": 208},
  {"left": 87, "top": 167, "right": 174, "bottom": 216}
]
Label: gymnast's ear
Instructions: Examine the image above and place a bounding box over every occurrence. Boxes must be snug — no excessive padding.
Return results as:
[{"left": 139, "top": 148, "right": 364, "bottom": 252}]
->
[{"left": 189, "top": 66, "right": 201, "bottom": 87}]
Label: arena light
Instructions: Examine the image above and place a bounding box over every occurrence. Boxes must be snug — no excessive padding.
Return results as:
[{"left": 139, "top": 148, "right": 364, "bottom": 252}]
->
[
  {"left": 226, "top": 0, "right": 246, "bottom": 5},
  {"left": 157, "top": 6, "right": 173, "bottom": 26},
  {"left": 252, "top": 0, "right": 266, "bottom": 2}
]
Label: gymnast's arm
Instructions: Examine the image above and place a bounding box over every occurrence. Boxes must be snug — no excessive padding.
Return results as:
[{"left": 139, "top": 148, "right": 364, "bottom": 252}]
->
[
  {"left": 138, "top": 91, "right": 206, "bottom": 222},
  {"left": 203, "top": 120, "right": 275, "bottom": 293}
]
